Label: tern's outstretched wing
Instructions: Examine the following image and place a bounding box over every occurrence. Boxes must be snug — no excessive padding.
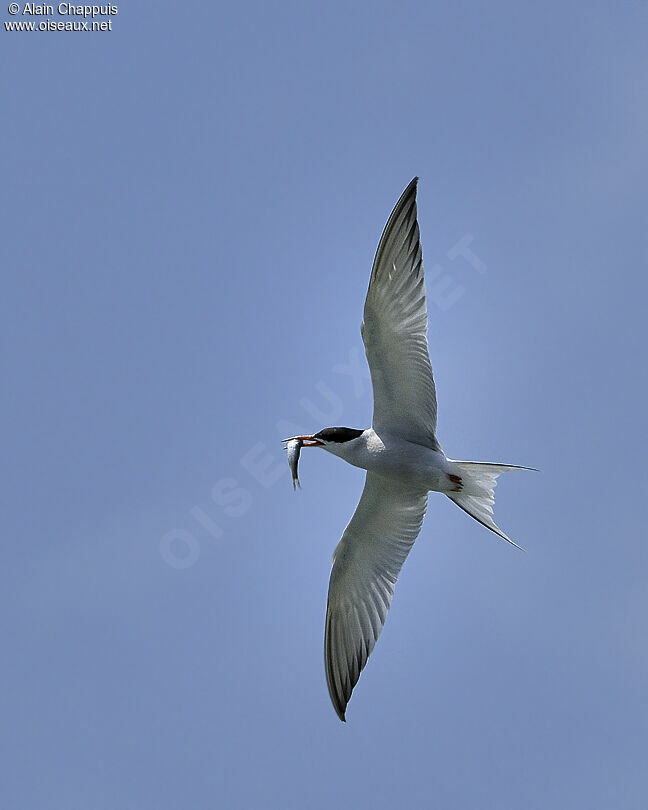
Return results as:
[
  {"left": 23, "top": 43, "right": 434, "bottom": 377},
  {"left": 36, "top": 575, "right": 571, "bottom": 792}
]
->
[
  {"left": 362, "top": 177, "right": 439, "bottom": 447},
  {"left": 325, "top": 472, "right": 428, "bottom": 720}
]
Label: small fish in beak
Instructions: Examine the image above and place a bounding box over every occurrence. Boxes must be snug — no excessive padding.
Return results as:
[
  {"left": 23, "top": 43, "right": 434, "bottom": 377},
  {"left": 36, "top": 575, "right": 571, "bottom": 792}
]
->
[
  {"left": 283, "top": 434, "right": 324, "bottom": 489},
  {"left": 286, "top": 438, "right": 303, "bottom": 489}
]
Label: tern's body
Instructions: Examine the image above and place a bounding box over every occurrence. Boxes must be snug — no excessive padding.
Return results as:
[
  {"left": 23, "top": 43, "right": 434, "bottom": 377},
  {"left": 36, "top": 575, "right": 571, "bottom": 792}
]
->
[
  {"left": 322, "top": 428, "right": 457, "bottom": 492},
  {"left": 285, "top": 178, "right": 532, "bottom": 721}
]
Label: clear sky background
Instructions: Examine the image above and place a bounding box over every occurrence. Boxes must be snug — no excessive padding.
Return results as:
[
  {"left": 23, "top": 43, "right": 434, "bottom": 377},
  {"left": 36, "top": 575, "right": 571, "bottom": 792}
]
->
[{"left": 2, "top": 2, "right": 647, "bottom": 808}]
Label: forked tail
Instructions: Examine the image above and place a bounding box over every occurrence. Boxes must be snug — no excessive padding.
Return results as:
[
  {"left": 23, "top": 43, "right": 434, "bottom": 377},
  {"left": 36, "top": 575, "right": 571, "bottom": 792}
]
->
[{"left": 447, "top": 461, "right": 535, "bottom": 550}]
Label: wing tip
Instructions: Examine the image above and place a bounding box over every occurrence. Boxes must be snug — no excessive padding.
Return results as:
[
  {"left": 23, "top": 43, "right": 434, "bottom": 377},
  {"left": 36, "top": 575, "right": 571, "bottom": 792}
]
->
[
  {"left": 369, "top": 177, "right": 421, "bottom": 282},
  {"left": 326, "top": 671, "right": 349, "bottom": 721},
  {"left": 400, "top": 176, "right": 419, "bottom": 204},
  {"left": 386, "top": 177, "right": 419, "bottom": 220}
]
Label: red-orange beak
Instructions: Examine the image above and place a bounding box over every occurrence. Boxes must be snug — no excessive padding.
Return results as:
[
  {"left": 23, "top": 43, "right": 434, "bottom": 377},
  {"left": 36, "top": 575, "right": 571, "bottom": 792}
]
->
[{"left": 283, "top": 434, "right": 324, "bottom": 447}]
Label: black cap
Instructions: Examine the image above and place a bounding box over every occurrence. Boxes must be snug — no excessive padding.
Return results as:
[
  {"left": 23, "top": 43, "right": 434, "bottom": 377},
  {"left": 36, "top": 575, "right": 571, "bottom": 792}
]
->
[{"left": 313, "top": 427, "right": 364, "bottom": 443}]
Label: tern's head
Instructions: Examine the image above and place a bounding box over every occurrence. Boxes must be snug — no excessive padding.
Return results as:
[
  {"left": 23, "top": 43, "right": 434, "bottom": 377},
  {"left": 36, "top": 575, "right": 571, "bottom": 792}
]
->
[{"left": 286, "top": 427, "right": 365, "bottom": 455}]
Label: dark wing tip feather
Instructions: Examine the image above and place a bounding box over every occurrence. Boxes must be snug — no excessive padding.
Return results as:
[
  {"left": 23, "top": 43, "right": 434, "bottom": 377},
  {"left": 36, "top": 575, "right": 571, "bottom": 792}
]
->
[
  {"left": 384, "top": 177, "right": 419, "bottom": 234},
  {"left": 369, "top": 178, "right": 420, "bottom": 284},
  {"left": 325, "top": 610, "right": 340, "bottom": 718},
  {"left": 325, "top": 606, "right": 356, "bottom": 722}
]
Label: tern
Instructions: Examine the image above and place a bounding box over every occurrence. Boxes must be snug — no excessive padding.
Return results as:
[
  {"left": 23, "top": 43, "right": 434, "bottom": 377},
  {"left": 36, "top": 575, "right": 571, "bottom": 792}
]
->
[{"left": 285, "top": 178, "right": 532, "bottom": 721}]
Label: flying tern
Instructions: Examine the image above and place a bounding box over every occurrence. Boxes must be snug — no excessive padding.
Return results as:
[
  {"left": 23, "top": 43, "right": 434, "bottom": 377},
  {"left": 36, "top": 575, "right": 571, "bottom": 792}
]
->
[{"left": 285, "top": 178, "right": 533, "bottom": 721}]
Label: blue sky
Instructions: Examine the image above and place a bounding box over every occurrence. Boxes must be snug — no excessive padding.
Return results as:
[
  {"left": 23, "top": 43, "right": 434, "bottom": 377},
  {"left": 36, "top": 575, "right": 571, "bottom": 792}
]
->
[{"left": 2, "top": 2, "right": 647, "bottom": 808}]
